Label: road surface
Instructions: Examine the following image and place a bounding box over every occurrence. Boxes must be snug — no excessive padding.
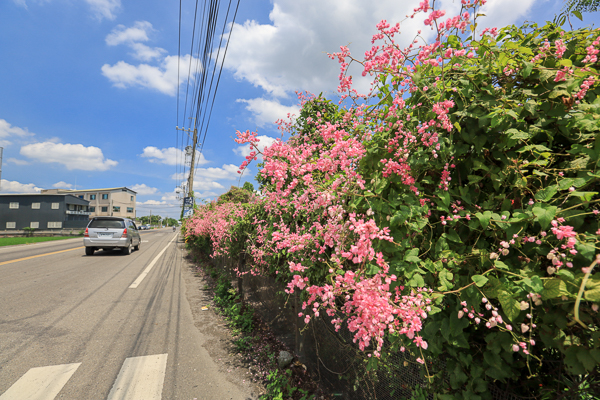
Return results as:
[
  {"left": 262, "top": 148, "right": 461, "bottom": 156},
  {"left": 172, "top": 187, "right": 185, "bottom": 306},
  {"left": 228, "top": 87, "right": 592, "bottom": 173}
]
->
[{"left": 0, "top": 229, "right": 257, "bottom": 400}]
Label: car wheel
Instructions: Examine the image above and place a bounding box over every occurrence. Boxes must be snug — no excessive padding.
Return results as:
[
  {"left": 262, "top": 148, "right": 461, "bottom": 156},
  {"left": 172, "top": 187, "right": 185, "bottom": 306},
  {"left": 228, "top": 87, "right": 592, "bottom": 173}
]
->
[
  {"left": 122, "top": 243, "right": 132, "bottom": 255},
  {"left": 85, "top": 247, "right": 95, "bottom": 256},
  {"left": 134, "top": 239, "right": 140, "bottom": 251}
]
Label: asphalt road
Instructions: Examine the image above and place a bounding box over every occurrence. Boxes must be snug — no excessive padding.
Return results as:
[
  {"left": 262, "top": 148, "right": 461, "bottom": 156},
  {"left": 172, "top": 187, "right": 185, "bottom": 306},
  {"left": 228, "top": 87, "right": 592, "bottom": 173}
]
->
[{"left": 0, "top": 229, "right": 255, "bottom": 400}]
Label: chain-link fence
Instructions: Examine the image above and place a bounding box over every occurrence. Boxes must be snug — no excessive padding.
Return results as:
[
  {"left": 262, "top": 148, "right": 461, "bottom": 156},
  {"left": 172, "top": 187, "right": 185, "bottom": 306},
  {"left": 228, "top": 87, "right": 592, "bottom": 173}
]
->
[{"left": 210, "top": 255, "right": 523, "bottom": 400}]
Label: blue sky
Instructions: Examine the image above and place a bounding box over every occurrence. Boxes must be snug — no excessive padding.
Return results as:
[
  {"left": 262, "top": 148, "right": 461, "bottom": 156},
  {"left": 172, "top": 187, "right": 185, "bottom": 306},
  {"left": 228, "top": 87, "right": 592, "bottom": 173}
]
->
[{"left": 0, "top": 0, "right": 597, "bottom": 219}]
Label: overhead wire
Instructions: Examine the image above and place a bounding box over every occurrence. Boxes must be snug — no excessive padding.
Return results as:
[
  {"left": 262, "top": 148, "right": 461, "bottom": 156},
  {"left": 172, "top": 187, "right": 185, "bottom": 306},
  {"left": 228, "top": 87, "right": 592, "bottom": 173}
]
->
[{"left": 177, "top": 0, "right": 242, "bottom": 198}]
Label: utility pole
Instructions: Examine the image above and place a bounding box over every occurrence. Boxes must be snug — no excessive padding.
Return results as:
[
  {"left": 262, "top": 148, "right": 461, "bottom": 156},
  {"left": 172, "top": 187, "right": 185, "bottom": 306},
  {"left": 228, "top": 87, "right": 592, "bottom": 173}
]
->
[{"left": 176, "top": 118, "right": 198, "bottom": 197}]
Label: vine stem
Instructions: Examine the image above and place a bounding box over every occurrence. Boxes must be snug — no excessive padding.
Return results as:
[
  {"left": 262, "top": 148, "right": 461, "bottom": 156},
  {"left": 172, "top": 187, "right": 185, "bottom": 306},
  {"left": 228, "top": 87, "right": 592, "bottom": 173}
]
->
[{"left": 573, "top": 255, "right": 600, "bottom": 329}]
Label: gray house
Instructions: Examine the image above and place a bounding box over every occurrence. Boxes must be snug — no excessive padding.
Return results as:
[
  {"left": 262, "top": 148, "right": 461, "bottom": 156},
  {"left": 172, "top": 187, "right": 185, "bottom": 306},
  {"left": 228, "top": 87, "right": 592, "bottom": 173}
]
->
[{"left": 0, "top": 193, "right": 91, "bottom": 230}]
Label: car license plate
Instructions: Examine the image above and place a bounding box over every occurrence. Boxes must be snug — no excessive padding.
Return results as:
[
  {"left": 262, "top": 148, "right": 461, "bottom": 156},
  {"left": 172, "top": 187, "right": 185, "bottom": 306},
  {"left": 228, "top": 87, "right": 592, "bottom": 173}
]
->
[{"left": 97, "top": 233, "right": 113, "bottom": 238}]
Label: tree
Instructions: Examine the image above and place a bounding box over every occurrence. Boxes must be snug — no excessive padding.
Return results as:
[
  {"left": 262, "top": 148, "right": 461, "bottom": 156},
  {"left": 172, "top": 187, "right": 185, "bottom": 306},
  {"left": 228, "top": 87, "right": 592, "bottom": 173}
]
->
[{"left": 565, "top": 0, "right": 599, "bottom": 12}]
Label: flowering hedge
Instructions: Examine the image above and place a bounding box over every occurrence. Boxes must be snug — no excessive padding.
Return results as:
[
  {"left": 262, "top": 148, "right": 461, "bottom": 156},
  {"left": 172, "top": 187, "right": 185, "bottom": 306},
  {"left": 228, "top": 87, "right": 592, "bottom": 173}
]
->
[{"left": 185, "top": 1, "right": 600, "bottom": 397}]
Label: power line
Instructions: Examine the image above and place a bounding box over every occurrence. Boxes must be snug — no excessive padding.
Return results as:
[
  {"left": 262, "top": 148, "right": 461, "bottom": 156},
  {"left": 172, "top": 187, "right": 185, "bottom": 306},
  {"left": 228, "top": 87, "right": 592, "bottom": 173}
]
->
[{"left": 176, "top": 0, "right": 242, "bottom": 200}]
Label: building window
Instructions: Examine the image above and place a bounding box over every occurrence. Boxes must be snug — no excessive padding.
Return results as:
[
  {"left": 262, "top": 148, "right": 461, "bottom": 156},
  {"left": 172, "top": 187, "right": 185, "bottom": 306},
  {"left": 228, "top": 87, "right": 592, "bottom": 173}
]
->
[
  {"left": 79, "top": 195, "right": 84, "bottom": 199},
  {"left": 90, "top": 194, "right": 96, "bottom": 200},
  {"left": 101, "top": 206, "right": 108, "bottom": 212},
  {"left": 6, "top": 222, "right": 16, "bottom": 229},
  {"left": 130, "top": 196, "right": 134, "bottom": 201},
  {"left": 90, "top": 206, "right": 95, "bottom": 212},
  {"left": 127, "top": 207, "right": 134, "bottom": 213},
  {"left": 113, "top": 206, "right": 121, "bottom": 213},
  {"left": 102, "top": 194, "right": 108, "bottom": 200},
  {"left": 31, "top": 202, "right": 41, "bottom": 209},
  {"left": 9, "top": 202, "right": 18, "bottom": 209},
  {"left": 30, "top": 222, "right": 39, "bottom": 229},
  {"left": 48, "top": 222, "right": 62, "bottom": 229},
  {"left": 51, "top": 203, "right": 59, "bottom": 209}
]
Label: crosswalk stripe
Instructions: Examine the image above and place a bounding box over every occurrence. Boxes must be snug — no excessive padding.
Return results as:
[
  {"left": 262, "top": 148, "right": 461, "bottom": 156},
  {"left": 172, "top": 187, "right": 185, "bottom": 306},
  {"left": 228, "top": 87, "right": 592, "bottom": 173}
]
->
[
  {"left": 106, "top": 354, "right": 168, "bottom": 400},
  {"left": 0, "top": 363, "right": 81, "bottom": 400}
]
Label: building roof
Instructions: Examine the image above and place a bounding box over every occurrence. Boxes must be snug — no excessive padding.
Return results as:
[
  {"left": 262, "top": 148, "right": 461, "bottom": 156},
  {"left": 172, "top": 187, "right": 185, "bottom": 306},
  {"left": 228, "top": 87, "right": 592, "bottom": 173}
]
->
[
  {"left": 0, "top": 193, "right": 89, "bottom": 203},
  {"left": 42, "top": 187, "right": 137, "bottom": 194}
]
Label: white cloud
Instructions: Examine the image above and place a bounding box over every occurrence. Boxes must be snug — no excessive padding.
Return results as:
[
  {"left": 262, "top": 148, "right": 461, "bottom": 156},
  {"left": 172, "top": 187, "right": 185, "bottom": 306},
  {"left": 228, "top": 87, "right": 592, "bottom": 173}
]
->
[
  {"left": 11, "top": 0, "right": 120, "bottom": 19},
  {"left": 6, "top": 158, "right": 29, "bottom": 166},
  {"left": 20, "top": 141, "right": 118, "bottom": 171},
  {"left": 137, "top": 199, "right": 167, "bottom": 206},
  {"left": 234, "top": 135, "right": 278, "bottom": 159},
  {"left": 236, "top": 98, "right": 299, "bottom": 128},
  {"left": 478, "top": 0, "right": 536, "bottom": 31},
  {"left": 0, "top": 119, "right": 34, "bottom": 147},
  {"left": 11, "top": 0, "right": 27, "bottom": 9},
  {"left": 195, "top": 191, "right": 219, "bottom": 199},
  {"left": 222, "top": 0, "right": 536, "bottom": 102},
  {"left": 101, "top": 54, "right": 198, "bottom": 96},
  {"left": 106, "top": 21, "right": 152, "bottom": 45},
  {"left": 141, "top": 146, "right": 208, "bottom": 166},
  {"left": 106, "top": 21, "right": 166, "bottom": 61},
  {"left": 53, "top": 181, "right": 73, "bottom": 189},
  {"left": 0, "top": 179, "right": 41, "bottom": 193},
  {"left": 131, "top": 183, "right": 158, "bottom": 195},
  {"left": 194, "top": 164, "right": 243, "bottom": 181},
  {"left": 85, "top": 0, "right": 121, "bottom": 20},
  {"left": 193, "top": 179, "right": 225, "bottom": 191}
]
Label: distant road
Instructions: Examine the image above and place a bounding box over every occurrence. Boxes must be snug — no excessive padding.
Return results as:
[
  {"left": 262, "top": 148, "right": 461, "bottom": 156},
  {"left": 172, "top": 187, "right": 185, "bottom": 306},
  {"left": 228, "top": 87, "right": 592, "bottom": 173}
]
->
[{"left": 0, "top": 229, "right": 252, "bottom": 399}]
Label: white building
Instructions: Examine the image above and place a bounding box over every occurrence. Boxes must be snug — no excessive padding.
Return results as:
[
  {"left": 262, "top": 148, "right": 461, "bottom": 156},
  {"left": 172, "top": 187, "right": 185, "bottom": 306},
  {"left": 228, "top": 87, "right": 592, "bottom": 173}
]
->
[{"left": 41, "top": 187, "right": 137, "bottom": 219}]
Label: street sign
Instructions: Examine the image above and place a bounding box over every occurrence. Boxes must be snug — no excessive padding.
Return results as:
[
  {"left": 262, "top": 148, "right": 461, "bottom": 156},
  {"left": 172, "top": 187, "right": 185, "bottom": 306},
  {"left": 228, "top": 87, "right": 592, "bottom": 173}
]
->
[
  {"left": 183, "top": 209, "right": 194, "bottom": 218},
  {"left": 183, "top": 197, "right": 194, "bottom": 207}
]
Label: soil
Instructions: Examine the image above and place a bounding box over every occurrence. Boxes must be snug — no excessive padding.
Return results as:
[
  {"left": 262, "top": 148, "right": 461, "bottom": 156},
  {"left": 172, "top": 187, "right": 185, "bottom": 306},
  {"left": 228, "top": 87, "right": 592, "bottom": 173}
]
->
[{"left": 181, "top": 247, "right": 331, "bottom": 400}]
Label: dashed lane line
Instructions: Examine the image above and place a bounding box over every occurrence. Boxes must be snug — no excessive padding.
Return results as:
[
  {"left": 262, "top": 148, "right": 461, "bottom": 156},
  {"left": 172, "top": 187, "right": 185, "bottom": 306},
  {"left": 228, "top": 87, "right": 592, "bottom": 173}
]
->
[{"left": 129, "top": 235, "right": 177, "bottom": 289}]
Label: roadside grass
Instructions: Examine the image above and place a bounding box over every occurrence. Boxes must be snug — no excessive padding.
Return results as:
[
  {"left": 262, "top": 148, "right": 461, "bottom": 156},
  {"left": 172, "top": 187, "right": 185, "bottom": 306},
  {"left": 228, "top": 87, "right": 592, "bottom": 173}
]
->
[{"left": 0, "top": 236, "right": 80, "bottom": 247}]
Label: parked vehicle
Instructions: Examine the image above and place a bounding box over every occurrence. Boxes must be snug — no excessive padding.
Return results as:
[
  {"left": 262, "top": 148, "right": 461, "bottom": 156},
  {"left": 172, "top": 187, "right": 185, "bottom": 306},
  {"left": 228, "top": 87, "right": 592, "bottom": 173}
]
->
[{"left": 83, "top": 217, "right": 141, "bottom": 256}]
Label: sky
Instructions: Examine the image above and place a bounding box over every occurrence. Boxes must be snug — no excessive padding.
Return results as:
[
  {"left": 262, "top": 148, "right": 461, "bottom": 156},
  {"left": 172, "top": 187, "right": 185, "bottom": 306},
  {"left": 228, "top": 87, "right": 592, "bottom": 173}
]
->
[{"left": 0, "top": 0, "right": 598, "bottom": 219}]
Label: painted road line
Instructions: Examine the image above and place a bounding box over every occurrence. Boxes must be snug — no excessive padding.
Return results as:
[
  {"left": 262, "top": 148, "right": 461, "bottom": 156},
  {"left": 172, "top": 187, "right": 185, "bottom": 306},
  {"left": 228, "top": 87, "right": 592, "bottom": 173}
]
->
[
  {"left": 106, "top": 354, "right": 168, "bottom": 400},
  {"left": 0, "top": 247, "right": 84, "bottom": 266},
  {"left": 0, "top": 362, "right": 81, "bottom": 400},
  {"left": 129, "top": 235, "right": 177, "bottom": 289}
]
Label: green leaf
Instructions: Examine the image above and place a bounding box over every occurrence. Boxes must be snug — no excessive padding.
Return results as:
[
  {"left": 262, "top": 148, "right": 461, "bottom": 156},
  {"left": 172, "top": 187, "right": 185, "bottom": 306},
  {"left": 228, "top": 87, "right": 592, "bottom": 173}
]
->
[
  {"left": 498, "top": 290, "right": 521, "bottom": 322},
  {"left": 576, "top": 347, "right": 598, "bottom": 372},
  {"left": 522, "top": 61, "right": 534, "bottom": 78},
  {"left": 476, "top": 211, "right": 492, "bottom": 229},
  {"left": 494, "top": 260, "right": 509, "bottom": 270},
  {"left": 584, "top": 277, "right": 600, "bottom": 301},
  {"left": 542, "top": 279, "right": 570, "bottom": 300},
  {"left": 572, "top": 10, "right": 583, "bottom": 21},
  {"left": 439, "top": 269, "right": 454, "bottom": 291},
  {"left": 506, "top": 128, "right": 530, "bottom": 140},
  {"left": 532, "top": 205, "right": 557, "bottom": 230},
  {"left": 472, "top": 275, "right": 489, "bottom": 287},
  {"left": 558, "top": 59, "right": 573, "bottom": 67},
  {"left": 443, "top": 229, "right": 463, "bottom": 243},
  {"left": 534, "top": 186, "right": 558, "bottom": 202}
]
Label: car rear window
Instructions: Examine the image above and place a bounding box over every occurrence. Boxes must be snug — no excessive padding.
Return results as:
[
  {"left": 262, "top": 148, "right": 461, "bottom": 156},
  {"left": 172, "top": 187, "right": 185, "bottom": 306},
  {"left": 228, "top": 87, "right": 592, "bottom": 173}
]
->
[{"left": 89, "top": 219, "right": 125, "bottom": 229}]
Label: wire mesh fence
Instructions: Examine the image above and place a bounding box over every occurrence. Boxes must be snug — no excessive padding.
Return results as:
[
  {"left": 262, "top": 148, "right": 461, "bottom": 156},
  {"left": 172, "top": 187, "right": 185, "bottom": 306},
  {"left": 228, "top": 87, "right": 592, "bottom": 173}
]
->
[{"left": 210, "top": 254, "right": 524, "bottom": 400}]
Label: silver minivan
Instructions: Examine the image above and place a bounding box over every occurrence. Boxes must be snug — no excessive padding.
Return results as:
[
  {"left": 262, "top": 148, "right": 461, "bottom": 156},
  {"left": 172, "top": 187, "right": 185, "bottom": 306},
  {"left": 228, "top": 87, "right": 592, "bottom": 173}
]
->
[{"left": 83, "top": 217, "right": 141, "bottom": 256}]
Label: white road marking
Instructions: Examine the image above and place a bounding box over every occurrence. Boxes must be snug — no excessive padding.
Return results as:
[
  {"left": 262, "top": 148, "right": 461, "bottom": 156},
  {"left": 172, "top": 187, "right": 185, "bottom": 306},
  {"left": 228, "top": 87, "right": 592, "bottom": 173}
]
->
[
  {"left": 106, "top": 354, "right": 168, "bottom": 400},
  {"left": 129, "top": 235, "right": 177, "bottom": 289},
  {"left": 0, "top": 362, "right": 81, "bottom": 400}
]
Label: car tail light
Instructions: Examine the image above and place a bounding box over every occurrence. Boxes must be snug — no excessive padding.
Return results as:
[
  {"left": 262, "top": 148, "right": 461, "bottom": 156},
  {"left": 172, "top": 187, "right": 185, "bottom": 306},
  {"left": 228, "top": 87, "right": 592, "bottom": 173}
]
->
[
  {"left": 121, "top": 228, "right": 128, "bottom": 238},
  {"left": 84, "top": 228, "right": 89, "bottom": 237}
]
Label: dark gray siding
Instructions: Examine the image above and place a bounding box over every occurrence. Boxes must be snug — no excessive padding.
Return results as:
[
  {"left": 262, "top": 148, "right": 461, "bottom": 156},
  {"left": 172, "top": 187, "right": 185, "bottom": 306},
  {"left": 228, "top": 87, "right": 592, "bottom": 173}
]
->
[{"left": 0, "top": 194, "right": 90, "bottom": 230}]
